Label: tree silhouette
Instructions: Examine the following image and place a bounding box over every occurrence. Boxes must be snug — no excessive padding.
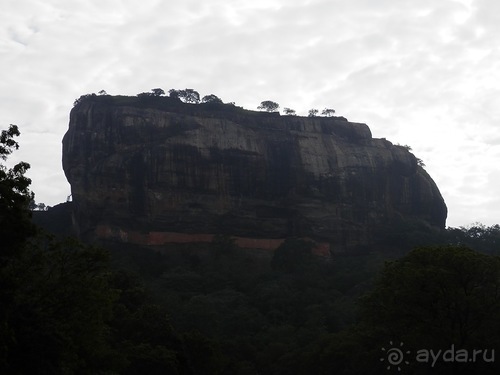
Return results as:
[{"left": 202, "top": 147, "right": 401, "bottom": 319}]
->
[
  {"left": 308, "top": 109, "right": 319, "bottom": 117},
  {"left": 151, "top": 88, "right": 165, "bottom": 96},
  {"left": 0, "top": 124, "right": 35, "bottom": 254},
  {"left": 321, "top": 108, "right": 335, "bottom": 117},
  {"left": 257, "top": 101, "right": 279, "bottom": 112},
  {"left": 174, "top": 89, "right": 200, "bottom": 103},
  {"left": 168, "top": 89, "right": 180, "bottom": 99},
  {"left": 202, "top": 94, "right": 223, "bottom": 104}
]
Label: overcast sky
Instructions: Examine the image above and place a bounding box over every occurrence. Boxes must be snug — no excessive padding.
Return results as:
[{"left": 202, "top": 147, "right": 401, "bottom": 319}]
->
[{"left": 1, "top": 0, "right": 499, "bottom": 228}]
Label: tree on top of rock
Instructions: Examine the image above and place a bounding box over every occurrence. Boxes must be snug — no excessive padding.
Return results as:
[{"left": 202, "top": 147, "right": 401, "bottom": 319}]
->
[
  {"left": 202, "top": 94, "right": 223, "bottom": 104},
  {"left": 308, "top": 108, "right": 319, "bottom": 117},
  {"left": 168, "top": 89, "right": 180, "bottom": 99},
  {"left": 257, "top": 101, "right": 279, "bottom": 112},
  {"left": 170, "top": 89, "right": 200, "bottom": 103},
  {"left": 182, "top": 89, "right": 200, "bottom": 103},
  {"left": 321, "top": 108, "right": 335, "bottom": 117},
  {"left": 151, "top": 88, "right": 165, "bottom": 96}
]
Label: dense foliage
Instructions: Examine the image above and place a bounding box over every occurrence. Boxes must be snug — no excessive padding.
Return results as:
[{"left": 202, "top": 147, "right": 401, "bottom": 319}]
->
[
  {"left": 106, "top": 226, "right": 500, "bottom": 374},
  {"left": 0, "top": 125, "right": 35, "bottom": 253},
  {"left": 257, "top": 100, "right": 280, "bottom": 112},
  {"left": 107, "top": 237, "right": 382, "bottom": 374}
]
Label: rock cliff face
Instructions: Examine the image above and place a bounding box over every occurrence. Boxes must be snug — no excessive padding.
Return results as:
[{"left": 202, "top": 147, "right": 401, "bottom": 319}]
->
[{"left": 62, "top": 96, "right": 447, "bottom": 253}]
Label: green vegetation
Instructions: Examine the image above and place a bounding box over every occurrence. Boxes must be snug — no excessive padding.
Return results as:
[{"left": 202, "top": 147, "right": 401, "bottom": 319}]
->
[
  {"left": 0, "top": 124, "right": 35, "bottom": 253},
  {"left": 109, "top": 227, "right": 500, "bottom": 374},
  {"left": 168, "top": 88, "right": 201, "bottom": 103},
  {"left": 202, "top": 94, "right": 223, "bottom": 104},
  {"left": 151, "top": 88, "right": 165, "bottom": 96},
  {"left": 416, "top": 157, "right": 426, "bottom": 167},
  {"left": 109, "top": 238, "right": 372, "bottom": 374},
  {"left": 257, "top": 100, "right": 280, "bottom": 112},
  {"left": 321, "top": 108, "right": 336, "bottom": 117},
  {"left": 73, "top": 93, "right": 98, "bottom": 107},
  {"left": 137, "top": 88, "right": 166, "bottom": 98},
  {"left": 285, "top": 245, "right": 500, "bottom": 374},
  {"left": 1, "top": 125, "right": 112, "bottom": 373},
  {"left": 362, "top": 246, "right": 500, "bottom": 349},
  {"left": 308, "top": 108, "right": 319, "bottom": 117}
]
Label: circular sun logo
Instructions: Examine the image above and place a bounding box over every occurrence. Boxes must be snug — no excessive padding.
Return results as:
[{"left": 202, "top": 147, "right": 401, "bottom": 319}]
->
[{"left": 380, "top": 341, "right": 411, "bottom": 371}]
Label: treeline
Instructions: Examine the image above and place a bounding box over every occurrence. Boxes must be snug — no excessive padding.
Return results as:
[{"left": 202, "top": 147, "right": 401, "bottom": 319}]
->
[
  {"left": 73, "top": 88, "right": 229, "bottom": 108},
  {"left": 376, "top": 218, "right": 500, "bottom": 257},
  {"left": 73, "top": 88, "right": 338, "bottom": 118}
]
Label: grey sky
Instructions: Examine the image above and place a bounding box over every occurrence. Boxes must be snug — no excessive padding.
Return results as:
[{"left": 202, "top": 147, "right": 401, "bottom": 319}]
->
[{"left": 1, "top": 0, "right": 499, "bottom": 227}]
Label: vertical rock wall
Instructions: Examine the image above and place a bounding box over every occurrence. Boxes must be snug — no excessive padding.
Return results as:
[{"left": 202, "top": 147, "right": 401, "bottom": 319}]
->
[{"left": 62, "top": 97, "right": 447, "bottom": 252}]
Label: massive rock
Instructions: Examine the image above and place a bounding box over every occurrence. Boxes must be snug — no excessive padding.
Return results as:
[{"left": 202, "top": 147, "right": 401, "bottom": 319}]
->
[{"left": 62, "top": 95, "right": 447, "bottom": 253}]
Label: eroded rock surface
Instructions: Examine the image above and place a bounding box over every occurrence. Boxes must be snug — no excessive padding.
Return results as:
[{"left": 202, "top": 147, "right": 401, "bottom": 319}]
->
[{"left": 62, "top": 96, "right": 447, "bottom": 252}]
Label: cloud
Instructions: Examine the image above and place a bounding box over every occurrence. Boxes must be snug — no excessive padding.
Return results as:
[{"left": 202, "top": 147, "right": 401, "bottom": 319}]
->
[{"left": 1, "top": 0, "right": 500, "bottom": 226}]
